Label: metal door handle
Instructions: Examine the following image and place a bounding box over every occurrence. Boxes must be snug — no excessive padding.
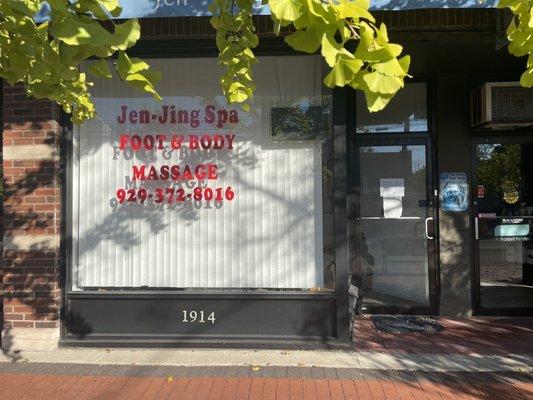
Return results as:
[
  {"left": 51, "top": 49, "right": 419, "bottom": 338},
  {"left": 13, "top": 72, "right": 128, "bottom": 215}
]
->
[
  {"left": 425, "top": 217, "right": 434, "bottom": 240},
  {"left": 475, "top": 217, "right": 479, "bottom": 240}
]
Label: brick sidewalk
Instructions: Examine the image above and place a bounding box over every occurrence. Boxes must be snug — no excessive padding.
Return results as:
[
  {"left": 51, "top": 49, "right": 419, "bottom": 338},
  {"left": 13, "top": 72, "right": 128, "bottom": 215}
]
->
[
  {"left": 0, "top": 364, "right": 531, "bottom": 399},
  {"left": 354, "top": 317, "right": 533, "bottom": 355},
  {"left": 0, "top": 317, "right": 531, "bottom": 399}
]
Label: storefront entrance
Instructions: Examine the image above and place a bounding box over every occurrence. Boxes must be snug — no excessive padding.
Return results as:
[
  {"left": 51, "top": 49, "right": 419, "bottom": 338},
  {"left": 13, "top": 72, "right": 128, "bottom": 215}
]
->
[
  {"left": 350, "top": 83, "right": 439, "bottom": 315},
  {"left": 354, "top": 140, "right": 438, "bottom": 314},
  {"left": 473, "top": 137, "right": 533, "bottom": 315}
]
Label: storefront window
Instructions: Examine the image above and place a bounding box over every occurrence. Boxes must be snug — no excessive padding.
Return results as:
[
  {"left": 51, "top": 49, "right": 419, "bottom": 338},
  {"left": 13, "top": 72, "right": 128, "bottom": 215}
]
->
[
  {"left": 71, "top": 56, "right": 335, "bottom": 292},
  {"left": 475, "top": 142, "right": 533, "bottom": 309},
  {"left": 356, "top": 83, "right": 428, "bottom": 134}
]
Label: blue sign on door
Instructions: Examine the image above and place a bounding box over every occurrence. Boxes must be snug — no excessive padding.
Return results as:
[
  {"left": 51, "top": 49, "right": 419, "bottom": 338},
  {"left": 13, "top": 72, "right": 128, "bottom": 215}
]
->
[{"left": 440, "top": 172, "right": 469, "bottom": 212}]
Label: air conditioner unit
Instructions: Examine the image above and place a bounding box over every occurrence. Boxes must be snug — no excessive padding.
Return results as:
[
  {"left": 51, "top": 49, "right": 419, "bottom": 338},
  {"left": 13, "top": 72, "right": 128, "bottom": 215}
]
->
[{"left": 471, "top": 82, "right": 533, "bottom": 129}]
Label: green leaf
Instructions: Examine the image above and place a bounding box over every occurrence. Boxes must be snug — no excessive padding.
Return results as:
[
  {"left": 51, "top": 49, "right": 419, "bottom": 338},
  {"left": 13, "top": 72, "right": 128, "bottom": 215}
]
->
[
  {"left": 5, "top": 0, "right": 40, "bottom": 16},
  {"left": 125, "top": 71, "right": 162, "bottom": 100},
  {"left": 321, "top": 33, "right": 349, "bottom": 67},
  {"left": 115, "top": 51, "right": 132, "bottom": 80},
  {"left": 229, "top": 91, "right": 248, "bottom": 103},
  {"left": 112, "top": 19, "right": 141, "bottom": 51},
  {"left": 520, "top": 68, "right": 533, "bottom": 87},
  {"left": 398, "top": 55, "right": 411, "bottom": 74},
  {"left": 270, "top": 0, "right": 303, "bottom": 24},
  {"left": 285, "top": 23, "right": 323, "bottom": 53},
  {"left": 349, "top": 70, "right": 370, "bottom": 91},
  {"left": 88, "top": 59, "right": 112, "bottom": 79},
  {"left": 115, "top": 51, "right": 161, "bottom": 100},
  {"left": 364, "top": 91, "right": 394, "bottom": 112},
  {"left": 373, "top": 57, "right": 406, "bottom": 77},
  {"left": 273, "top": 20, "right": 282, "bottom": 35},
  {"left": 323, "top": 63, "right": 345, "bottom": 88},
  {"left": 334, "top": 0, "right": 375, "bottom": 22},
  {"left": 50, "top": 18, "right": 96, "bottom": 46},
  {"left": 74, "top": 0, "right": 112, "bottom": 20},
  {"left": 323, "top": 58, "right": 363, "bottom": 87},
  {"left": 100, "top": 0, "right": 123, "bottom": 17},
  {"left": 363, "top": 72, "right": 404, "bottom": 94},
  {"left": 129, "top": 58, "right": 150, "bottom": 74},
  {"left": 498, "top": 0, "right": 517, "bottom": 9},
  {"left": 304, "top": 0, "right": 331, "bottom": 23}
]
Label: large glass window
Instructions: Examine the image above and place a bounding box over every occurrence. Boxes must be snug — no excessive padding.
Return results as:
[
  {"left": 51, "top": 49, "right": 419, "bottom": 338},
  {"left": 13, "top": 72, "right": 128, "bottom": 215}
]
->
[
  {"left": 356, "top": 83, "right": 428, "bottom": 134},
  {"left": 72, "top": 56, "right": 335, "bottom": 292}
]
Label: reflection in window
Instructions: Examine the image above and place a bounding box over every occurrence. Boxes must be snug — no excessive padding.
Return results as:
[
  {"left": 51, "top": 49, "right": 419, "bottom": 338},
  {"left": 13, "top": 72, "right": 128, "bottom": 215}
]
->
[
  {"left": 476, "top": 143, "right": 533, "bottom": 310},
  {"left": 356, "top": 83, "right": 428, "bottom": 134},
  {"left": 476, "top": 144, "right": 523, "bottom": 216}
]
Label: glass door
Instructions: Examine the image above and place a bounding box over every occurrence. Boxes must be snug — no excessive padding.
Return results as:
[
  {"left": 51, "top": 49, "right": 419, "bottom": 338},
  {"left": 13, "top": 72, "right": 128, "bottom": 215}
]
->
[
  {"left": 355, "top": 140, "right": 437, "bottom": 313},
  {"left": 473, "top": 139, "right": 533, "bottom": 315}
]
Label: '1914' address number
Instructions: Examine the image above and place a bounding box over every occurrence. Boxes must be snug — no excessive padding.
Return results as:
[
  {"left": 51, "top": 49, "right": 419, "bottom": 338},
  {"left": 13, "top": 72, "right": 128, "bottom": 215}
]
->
[{"left": 181, "top": 310, "right": 215, "bottom": 324}]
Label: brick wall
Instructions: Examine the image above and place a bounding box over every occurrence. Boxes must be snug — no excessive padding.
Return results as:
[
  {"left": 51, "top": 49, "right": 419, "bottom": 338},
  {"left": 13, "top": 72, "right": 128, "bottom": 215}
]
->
[
  {"left": 1, "top": 83, "right": 62, "bottom": 351},
  {"left": 137, "top": 9, "right": 499, "bottom": 41}
]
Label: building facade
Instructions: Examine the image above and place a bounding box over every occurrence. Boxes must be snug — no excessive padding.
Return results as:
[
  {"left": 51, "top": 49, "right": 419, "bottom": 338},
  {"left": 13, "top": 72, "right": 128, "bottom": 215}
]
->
[{"left": 1, "top": 4, "right": 532, "bottom": 351}]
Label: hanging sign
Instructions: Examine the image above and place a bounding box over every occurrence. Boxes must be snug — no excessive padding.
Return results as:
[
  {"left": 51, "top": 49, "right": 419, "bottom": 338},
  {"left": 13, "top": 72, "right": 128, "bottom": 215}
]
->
[{"left": 440, "top": 172, "right": 468, "bottom": 212}]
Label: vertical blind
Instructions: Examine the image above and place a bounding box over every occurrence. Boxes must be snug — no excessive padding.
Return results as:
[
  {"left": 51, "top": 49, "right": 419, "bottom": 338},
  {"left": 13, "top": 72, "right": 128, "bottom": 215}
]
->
[{"left": 73, "top": 56, "right": 329, "bottom": 289}]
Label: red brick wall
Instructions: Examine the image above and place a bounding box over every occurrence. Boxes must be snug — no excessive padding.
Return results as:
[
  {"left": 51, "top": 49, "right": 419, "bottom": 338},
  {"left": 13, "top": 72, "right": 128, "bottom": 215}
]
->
[
  {"left": 1, "top": 83, "right": 62, "bottom": 337},
  {"left": 137, "top": 10, "right": 498, "bottom": 40}
]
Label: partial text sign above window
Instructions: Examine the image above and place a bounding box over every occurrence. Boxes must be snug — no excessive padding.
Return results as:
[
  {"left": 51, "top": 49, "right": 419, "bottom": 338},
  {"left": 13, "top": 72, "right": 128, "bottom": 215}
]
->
[{"left": 117, "top": 0, "right": 498, "bottom": 19}]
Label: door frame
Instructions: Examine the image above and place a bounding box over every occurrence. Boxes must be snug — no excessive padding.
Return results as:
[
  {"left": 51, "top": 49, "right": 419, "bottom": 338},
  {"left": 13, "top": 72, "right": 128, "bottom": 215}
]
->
[
  {"left": 350, "top": 136, "right": 440, "bottom": 315},
  {"left": 471, "top": 134, "right": 533, "bottom": 316},
  {"left": 347, "top": 80, "right": 440, "bottom": 315}
]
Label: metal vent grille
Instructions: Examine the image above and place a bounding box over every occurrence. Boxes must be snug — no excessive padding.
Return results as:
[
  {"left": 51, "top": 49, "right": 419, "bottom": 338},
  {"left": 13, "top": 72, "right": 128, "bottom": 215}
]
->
[{"left": 492, "top": 86, "right": 533, "bottom": 122}]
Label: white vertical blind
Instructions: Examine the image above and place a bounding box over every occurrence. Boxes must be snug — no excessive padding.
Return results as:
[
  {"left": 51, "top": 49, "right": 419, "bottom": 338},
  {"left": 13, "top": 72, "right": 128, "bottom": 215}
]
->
[{"left": 73, "top": 56, "right": 328, "bottom": 289}]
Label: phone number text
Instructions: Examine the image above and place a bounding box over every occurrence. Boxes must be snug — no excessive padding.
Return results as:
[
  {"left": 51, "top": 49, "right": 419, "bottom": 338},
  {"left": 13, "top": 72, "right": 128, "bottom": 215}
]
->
[{"left": 116, "top": 187, "right": 235, "bottom": 204}]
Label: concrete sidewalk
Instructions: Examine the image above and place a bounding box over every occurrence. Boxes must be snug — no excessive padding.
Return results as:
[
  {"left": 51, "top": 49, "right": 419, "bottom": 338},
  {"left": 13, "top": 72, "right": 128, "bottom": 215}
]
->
[
  {"left": 1, "top": 348, "right": 531, "bottom": 372},
  {"left": 1, "top": 317, "right": 532, "bottom": 373}
]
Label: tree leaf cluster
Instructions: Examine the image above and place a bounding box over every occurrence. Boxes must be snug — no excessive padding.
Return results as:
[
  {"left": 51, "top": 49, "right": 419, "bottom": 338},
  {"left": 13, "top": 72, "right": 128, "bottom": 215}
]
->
[
  {"left": 210, "top": 0, "right": 411, "bottom": 112},
  {"left": 2, "top": 1, "right": 533, "bottom": 124},
  {"left": 499, "top": 0, "right": 533, "bottom": 87},
  {"left": 209, "top": 0, "right": 259, "bottom": 111},
  {"left": 0, "top": 0, "right": 161, "bottom": 124}
]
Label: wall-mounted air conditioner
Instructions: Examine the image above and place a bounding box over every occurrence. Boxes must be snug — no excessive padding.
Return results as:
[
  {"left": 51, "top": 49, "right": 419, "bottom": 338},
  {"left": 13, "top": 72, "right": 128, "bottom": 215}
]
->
[{"left": 471, "top": 82, "right": 533, "bottom": 129}]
